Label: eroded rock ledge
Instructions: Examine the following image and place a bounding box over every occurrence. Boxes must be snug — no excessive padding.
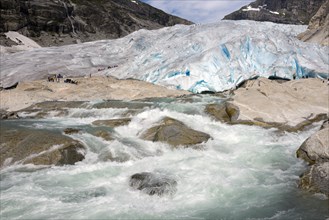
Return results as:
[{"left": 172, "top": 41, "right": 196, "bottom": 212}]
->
[{"left": 206, "top": 78, "right": 329, "bottom": 132}]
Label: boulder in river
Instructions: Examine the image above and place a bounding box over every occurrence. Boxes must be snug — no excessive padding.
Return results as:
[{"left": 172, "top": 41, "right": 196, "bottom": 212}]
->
[
  {"left": 0, "top": 125, "right": 86, "bottom": 167},
  {"left": 141, "top": 117, "right": 211, "bottom": 147},
  {"left": 92, "top": 118, "right": 131, "bottom": 127},
  {"left": 296, "top": 128, "right": 329, "bottom": 165},
  {"left": 129, "top": 172, "right": 177, "bottom": 196},
  {"left": 205, "top": 102, "right": 239, "bottom": 123},
  {"left": 299, "top": 162, "right": 329, "bottom": 197}
]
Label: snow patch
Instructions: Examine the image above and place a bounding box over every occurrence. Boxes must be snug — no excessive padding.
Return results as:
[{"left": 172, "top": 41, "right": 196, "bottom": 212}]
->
[
  {"left": 269, "top": 11, "right": 280, "bottom": 15},
  {"left": 1, "top": 31, "right": 41, "bottom": 54},
  {"left": 242, "top": 6, "right": 260, "bottom": 12}
]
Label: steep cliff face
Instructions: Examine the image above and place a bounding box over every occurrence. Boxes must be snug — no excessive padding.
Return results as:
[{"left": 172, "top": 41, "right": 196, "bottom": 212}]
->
[
  {"left": 298, "top": 0, "right": 329, "bottom": 45},
  {"left": 0, "top": 0, "right": 192, "bottom": 46},
  {"left": 223, "top": 0, "right": 326, "bottom": 25}
]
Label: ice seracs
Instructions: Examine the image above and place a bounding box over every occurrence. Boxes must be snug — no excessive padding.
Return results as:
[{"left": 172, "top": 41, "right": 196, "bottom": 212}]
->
[{"left": 0, "top": 20, "right": 328, "bottom": 92}]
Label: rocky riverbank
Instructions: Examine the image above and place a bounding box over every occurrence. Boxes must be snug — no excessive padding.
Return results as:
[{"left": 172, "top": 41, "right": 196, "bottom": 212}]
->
[
  {"left": 0, "top": 76, "right": 190, "bottom": 112},
  {"left": 1, "top": 77, "right": 328, "bottom": 197},
  {"left": 206, "top": 77, "right": 328, "bottom": 132}
]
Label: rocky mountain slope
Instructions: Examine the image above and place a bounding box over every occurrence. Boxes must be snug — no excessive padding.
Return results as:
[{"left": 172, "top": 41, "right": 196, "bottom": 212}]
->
[
  {"left": 0, "top": 0, "right": 192, "bottom": 47},
  {"left": 298, "top": 0, "right": 329, "bottom": 45},
  {"left": 223, "top": 0, "right": 326, "bottom": 25}
]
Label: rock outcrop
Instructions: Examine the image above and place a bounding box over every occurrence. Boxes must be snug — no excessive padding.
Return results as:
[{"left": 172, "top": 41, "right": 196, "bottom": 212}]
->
[
  {"left": 223, "top": 0, "right": 325, "bottom": 25},
  {"left": 296, "top": 128, "right": 329, "bottom": 164},
  {"left": 141, "top": 117, "right": 211, "bottom": 147},
  {"left": 0, "top": 0, "right": 192, "bottom": 47},
  {"left": 205, "top": 102, "right": 239, "bottom": 124},
  {"left": 299, "top": 162, "right": 329, "bottom": 197},
  {"left": 209, "top": 78, "right": 328, "bottom": 131},
  {"left": 298, "top": 0, "right": 329, "bottom": 46},
  {"left": 0, "top": 77, "right": 189, "bottom": 112},
  {"left": 0, "top": 124, "right": 86, "bottom": 167},
  {"left": 129, "top": 172, "right": 177, "bottom": 196},
  {"left": 297, "top": 125, "right": 329, "bottom": 197}
]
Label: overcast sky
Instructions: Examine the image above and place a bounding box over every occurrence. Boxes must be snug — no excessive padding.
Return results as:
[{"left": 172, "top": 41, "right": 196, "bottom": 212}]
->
[{"left": 141, "top": 0, "right": 255, "bottom": 24}]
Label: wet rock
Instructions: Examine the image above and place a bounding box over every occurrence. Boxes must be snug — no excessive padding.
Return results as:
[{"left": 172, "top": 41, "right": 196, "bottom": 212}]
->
[
  {"left": 63, "top": 128, "right": 81, "bottom": 135},
  {"left": 129, "top": 172, "right": 177, "bottom": 196},
  {"left": 61, "top": 187, "right": 107, "bottom": 203},
  {"left": 92, "top": 130, "right": 113, "bottom": 141},
  {"left": 98, "top": 148, "right": 130, "bottom": 163},
  {"left": 0, "top": 125, "right": 86, "bottom": 167},
  {"left": 320, "top": 119, "right": 329, "bottom": 130},
  {"left": 92, "top": 118, "right": 131, "bottom": 127},
  {"left": 92, "top": 101, "right": 152, "bottom": 109},
  {"left": 25, "top": 101, "right": 86, "bottom": 110},
  {"left": 205, "top": 102, "right": 239, "bottom": 123},
  {"left": 16, "top": 101, "right": 85, "bottom": 118},
  {"left": 296, "top": 128, "right": 329, "bottom": 165},
  {"left": 0, "top": 110, "right": 19, "bottom": 119},
  {"left": 299, "top": 162, "right": 329, "bottom": 197},
  {"left": 141, "top": 117, "right": 211, "bottom": 147}
]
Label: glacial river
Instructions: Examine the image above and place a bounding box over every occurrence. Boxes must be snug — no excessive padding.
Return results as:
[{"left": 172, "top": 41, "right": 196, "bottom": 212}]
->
[{"left": 1, "top": 96, "right": 328, "bottom": 219}]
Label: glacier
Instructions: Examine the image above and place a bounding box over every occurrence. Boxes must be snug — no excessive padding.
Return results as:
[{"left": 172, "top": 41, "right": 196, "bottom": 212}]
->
[{"left": 0, "top": 20, "right": 328, "bottom": 92}]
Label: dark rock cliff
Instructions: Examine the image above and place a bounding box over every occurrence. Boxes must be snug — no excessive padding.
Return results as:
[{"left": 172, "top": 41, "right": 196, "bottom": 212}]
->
[
  {"left": 298, "top": 0, "right": 329, "bottom": 45},
  {"left": 223, "top": 0, "right": 326, "bottom": 25},
  {"left": 0, "top": 0, "right": 192, "bottom": 46}
]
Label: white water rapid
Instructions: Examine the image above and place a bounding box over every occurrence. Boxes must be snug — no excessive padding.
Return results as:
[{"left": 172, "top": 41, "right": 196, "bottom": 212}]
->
[{"left": 0, "top": 96, "right": 328, "bottom": 219}]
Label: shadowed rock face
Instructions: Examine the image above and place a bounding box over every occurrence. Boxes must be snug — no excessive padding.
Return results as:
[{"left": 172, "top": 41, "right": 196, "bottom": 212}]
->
[
  {"left": 0, "top": 0, "right": 192, "bottom": 47},
  {"left": 205, "top": 102, "right": 239, "bottom": 123},
  {"left": 141, "top": 117, "right": 211, "bottom": 147},
  {"left": 129, "top": 172, "right": 177, "bottom": 196},
  {"left": 223, "top": 0, "right": 325, "bottom": 25},
  {"left": 299, "top": 162, "right": 329, "bottom": 197},
  {"left": 0, "top": 124, "right": 86, "bottom": 167},
  {"left": 297, "top": 124, "right": 329, "bottom": 197},
  {"left": 298, "top": 0, "right": 329, "bottom": 45}
]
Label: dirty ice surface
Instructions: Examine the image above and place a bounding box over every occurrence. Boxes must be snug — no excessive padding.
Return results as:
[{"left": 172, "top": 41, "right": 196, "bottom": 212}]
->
[{"left": 0, "top": 20, "right": 328, "bottom": 92}]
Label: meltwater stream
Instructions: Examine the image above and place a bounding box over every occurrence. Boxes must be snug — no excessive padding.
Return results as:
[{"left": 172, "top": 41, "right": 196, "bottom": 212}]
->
[{"left": 1, "top": 96, "right": 328, "bottom": 219}]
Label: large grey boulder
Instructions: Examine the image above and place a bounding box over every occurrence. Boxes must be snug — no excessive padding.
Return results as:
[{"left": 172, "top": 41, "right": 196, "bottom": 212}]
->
[
  {"left": 296, "top": 128, "right": 329, "bottom": 165},
  {"left": 0, "top": 125, "right": 86, "bottom": 167},
  {"left": 299, "top": 162, "right": 329, "bottom": 197},
  {"left": 129, "top": 172, "right": 177, "bottom": 196},
  {"left": 141, "top": 117, "right": 211, "bottom": 147}
]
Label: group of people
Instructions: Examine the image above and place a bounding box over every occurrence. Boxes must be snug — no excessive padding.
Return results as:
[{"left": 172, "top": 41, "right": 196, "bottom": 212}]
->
[{"left": 47, "top": 74, "right": 78, "bottom": 85}]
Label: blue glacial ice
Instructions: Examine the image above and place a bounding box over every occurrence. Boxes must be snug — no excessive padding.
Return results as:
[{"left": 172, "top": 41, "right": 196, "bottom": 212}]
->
[{"left": 0, "top": 20, "right": 328, "bottom": 92}]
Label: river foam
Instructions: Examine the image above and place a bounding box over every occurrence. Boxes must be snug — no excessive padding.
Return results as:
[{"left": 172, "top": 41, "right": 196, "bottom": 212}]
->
[{"left": 1, "top": 96, "right": 328, "bottom": 219}]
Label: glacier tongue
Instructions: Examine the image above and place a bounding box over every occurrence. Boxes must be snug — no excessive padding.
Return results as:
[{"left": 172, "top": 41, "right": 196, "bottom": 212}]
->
[{"left": 0, "top": 20, "right": 328, "bottom": 92}]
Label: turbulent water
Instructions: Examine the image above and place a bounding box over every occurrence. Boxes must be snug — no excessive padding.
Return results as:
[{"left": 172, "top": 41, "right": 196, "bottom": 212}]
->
[{"left": 1, "top": 96, "right": 328, "bottom": 220}]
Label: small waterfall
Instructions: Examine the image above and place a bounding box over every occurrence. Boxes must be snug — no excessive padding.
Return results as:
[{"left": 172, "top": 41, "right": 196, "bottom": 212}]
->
[{"left": 59, "top": 0, "right": 77, "bottom": 37}]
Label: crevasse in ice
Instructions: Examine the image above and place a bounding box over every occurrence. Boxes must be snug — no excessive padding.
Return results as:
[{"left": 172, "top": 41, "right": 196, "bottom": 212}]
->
[{"left": 0, "top": 20, "right": 328, "bottom": 92}]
